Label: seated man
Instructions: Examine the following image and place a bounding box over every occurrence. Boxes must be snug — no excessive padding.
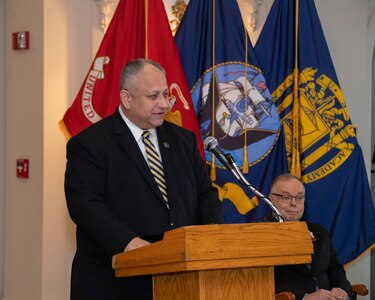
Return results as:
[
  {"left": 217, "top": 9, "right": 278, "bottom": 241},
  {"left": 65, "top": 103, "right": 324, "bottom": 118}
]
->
[{"left": 267, "top": 173, "right": 352, "bottom": 300}]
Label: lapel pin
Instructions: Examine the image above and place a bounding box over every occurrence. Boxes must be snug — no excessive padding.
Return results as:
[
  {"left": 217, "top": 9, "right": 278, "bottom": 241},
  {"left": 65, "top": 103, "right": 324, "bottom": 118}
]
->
[{"left": 163, "top": 142, "right": 169, "bottom": 148}]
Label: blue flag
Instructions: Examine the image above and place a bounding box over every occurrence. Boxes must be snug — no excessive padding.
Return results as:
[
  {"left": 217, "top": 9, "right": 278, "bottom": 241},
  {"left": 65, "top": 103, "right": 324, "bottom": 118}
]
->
[
  {"left": 254, "top": 0, "right": 375, "bottom": 263},
  {"left": 175, "top": 0, "right": 288, "bottom": 223}
]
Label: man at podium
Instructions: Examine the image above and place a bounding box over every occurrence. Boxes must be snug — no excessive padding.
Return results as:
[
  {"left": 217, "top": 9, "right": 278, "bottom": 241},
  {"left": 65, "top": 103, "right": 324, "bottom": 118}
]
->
[
  {"left": 64, "top": 59, "right": 222, "bottom": 300},
  {"left": 266, "top": 173, "right": 351, "bottom": 300}
]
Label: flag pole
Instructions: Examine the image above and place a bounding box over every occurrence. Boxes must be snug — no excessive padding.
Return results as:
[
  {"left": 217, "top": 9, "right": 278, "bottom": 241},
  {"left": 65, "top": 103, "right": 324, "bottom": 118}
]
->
[
  {"left": 145, "top": 0, "right": 149, "bottom": 59},
  {"left": 291, "top": 0, "right": 301, "bottom": 178}
]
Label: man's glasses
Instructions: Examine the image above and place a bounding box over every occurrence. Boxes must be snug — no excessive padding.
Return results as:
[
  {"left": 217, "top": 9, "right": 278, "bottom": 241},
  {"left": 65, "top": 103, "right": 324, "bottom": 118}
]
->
[{"left": 270, "top": 193, "right": 305, "bottom": 204}]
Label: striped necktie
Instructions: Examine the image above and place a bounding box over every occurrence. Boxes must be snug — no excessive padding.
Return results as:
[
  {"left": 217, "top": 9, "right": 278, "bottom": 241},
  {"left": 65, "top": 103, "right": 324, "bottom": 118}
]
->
[{"left": 142, "top": 131, "right": 169, "bottom": 209}]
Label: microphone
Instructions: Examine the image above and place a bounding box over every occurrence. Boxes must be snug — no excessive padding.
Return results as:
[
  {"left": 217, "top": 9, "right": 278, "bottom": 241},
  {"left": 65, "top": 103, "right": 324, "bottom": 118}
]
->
[
  {"left": 203, "top": 136, "right": 234, "bottom": 171},
  {"left": 203, "top": 136, "right": 285, "bottom": 222}
]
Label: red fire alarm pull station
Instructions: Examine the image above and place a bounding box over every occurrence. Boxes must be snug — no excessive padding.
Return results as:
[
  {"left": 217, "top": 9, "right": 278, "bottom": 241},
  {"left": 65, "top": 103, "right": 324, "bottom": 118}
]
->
[
  {"left": 17, "top": 159, "right": 29, "bottom": 178},
  {"left": 12, "top": 31, "right": 30, "bottom": 50}
]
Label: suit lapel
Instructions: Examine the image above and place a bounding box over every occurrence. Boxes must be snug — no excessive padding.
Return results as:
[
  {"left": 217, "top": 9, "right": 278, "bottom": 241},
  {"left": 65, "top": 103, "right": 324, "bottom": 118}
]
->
[
  {"left": 156, "top": 124, "right": 174, "bottom": 194},
  {"left": 111, "top": 111, "right": 166, "bottom": 206}
]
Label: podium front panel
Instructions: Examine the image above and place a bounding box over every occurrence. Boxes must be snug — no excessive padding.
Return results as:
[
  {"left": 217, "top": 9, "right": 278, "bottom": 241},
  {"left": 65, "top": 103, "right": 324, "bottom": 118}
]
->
[{"left": 153, "top": 267, "right": 274, "bottom": 300}]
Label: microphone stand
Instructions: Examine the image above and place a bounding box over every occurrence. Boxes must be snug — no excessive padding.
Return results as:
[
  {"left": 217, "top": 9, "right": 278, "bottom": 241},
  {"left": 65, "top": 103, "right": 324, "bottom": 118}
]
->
[{"left": 224, "top": 154, "right": 285, "bottom": 222}]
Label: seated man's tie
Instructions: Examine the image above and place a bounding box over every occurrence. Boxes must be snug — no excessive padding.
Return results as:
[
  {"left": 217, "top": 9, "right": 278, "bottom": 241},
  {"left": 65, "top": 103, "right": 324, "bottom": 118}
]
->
[{"left": 142, "top": 131, "right": 169, "bottom": 209}]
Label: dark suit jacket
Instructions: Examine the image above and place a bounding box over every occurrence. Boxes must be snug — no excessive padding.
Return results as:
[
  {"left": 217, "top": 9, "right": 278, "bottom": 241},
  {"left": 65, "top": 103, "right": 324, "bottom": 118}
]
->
[
  {"left": 274, "top": 221, "right": 352, "bottom": 300},
  {"left": 65, "top": 110, "right": 222, "bottom": 300}
]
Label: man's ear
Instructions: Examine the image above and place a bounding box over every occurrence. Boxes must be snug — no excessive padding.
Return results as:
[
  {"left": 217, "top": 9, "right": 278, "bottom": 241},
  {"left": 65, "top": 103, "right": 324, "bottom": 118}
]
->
[{"left": 120, "top": 89, "right": 131, "bottom": 109}]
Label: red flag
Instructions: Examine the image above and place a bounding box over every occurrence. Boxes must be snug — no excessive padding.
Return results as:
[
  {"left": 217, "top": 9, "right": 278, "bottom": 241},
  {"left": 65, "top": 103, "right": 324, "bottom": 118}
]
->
[{"left": 59, "top": 0, "right": 204, "bottom": 155}]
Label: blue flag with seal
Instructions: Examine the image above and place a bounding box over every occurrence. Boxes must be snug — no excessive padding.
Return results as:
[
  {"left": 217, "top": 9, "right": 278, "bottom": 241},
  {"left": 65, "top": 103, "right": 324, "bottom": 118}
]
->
[
  {"left": 174, "top": 0, "right": 288, "bottom": 223},
  {"left": 254, "top": 0, "right": 375, "bottom": 263}
]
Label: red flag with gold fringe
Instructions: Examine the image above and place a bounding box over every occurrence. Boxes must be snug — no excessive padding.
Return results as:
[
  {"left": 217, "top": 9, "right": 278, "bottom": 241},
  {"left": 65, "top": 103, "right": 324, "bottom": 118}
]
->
[{"left": 59, "top": 0, "right": 204, "bottom": 155}]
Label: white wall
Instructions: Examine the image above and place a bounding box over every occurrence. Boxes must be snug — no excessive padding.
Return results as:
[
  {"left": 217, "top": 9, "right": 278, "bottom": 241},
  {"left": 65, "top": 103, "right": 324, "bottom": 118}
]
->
[
  {"left": 42, "top": 0, "right": 70, "bottom": 298},
  {"left": 4, "top": 0, "right": 44, "bottom": 298},
  {"left": 0, "top": 0, "right": 5, "bottom": 297}
]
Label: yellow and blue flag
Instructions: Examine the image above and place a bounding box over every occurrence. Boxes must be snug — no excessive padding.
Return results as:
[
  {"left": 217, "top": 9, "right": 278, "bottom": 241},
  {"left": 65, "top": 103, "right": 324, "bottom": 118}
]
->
[
  {"left": 254, "top": 0, "right": 375, "bottom": 263},
  {"left": 175, "top": 0, "right": 288, "bottom": 223}
]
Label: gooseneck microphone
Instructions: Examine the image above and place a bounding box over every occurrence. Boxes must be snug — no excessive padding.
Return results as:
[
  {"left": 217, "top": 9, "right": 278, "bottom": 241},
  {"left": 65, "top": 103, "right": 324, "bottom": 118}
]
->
[
  {"left": 203, "top": 136, "right": 284, "bottom": 222},
  {"left": 203, "top": 136, "right": 235, "bottom": 172}
]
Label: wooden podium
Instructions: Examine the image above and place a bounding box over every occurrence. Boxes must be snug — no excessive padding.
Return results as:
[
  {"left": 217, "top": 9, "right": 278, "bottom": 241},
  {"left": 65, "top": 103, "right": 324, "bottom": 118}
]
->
[{"left": 113, "top": 222, "right": 313, "bottom": 300}]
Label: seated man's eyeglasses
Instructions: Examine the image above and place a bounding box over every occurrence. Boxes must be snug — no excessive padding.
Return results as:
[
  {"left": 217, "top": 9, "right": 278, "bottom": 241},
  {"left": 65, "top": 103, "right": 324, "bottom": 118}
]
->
[{"left": 270, "top": 193, "right": 306, "bottom": 203}]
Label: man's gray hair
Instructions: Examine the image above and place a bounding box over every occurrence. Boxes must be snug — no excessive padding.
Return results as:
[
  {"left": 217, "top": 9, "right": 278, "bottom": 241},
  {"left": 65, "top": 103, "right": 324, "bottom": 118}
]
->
[
  {"left": 270, "top": 173, "right": 304, "bottom": 192},
  {"left": 119, "top": 58, "right": 165, "bottom": 91}
]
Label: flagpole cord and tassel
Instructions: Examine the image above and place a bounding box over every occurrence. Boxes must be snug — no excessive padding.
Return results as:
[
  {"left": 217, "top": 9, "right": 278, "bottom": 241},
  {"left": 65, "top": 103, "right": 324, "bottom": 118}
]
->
[
  {"left": 291, "top": 0, "right": 301, "bottom": 178},
  {"left": 209, "top": 0, "right": 217, "bottom": 181},
  {"left": 242, "top": 16, "right": 249, "bottom": 174}
]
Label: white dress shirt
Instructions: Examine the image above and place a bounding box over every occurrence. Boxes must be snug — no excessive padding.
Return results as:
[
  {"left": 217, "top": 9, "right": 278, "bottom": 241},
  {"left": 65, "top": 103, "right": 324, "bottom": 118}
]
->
[{"left": 118, "top": 106, "right": 162, "bottom": 164}]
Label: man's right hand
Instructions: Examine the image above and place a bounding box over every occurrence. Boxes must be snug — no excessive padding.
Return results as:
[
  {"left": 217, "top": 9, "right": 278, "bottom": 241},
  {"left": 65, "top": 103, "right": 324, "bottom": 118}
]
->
[{"left": 124, "top": 237, "right": 150, "bottom": 252}]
